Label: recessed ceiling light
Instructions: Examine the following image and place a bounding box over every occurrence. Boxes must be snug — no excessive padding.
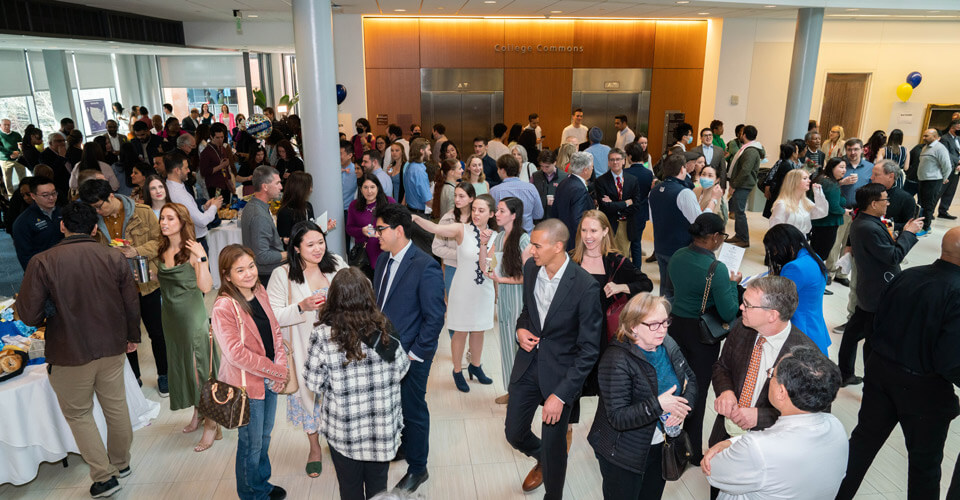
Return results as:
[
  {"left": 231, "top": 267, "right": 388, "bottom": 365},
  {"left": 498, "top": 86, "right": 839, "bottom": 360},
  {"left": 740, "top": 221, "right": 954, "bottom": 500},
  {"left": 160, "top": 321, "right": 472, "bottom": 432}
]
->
[
  {"left": 764, "top": 5, "right": 776, "bottom": 7},
  {"left": 484, "top": 1, "right": 496, "bottom": 3},
  {"left": 551, "top": 10, "right": 563, "bottom": 13},
  {"left": 698, "top": 12, "right": 710, "bottom": 15},
  {"left": 394, "top": 8, "right": 406, "bottom": 12},
  {"left": 676, "top": 1, "right": 690, "bottom": 3},
  {"left": 247, "top": 14, "right": 258, "bottom": 17},
  {"left": 845, "top": 8, "right": 859, "bottom": 11}
]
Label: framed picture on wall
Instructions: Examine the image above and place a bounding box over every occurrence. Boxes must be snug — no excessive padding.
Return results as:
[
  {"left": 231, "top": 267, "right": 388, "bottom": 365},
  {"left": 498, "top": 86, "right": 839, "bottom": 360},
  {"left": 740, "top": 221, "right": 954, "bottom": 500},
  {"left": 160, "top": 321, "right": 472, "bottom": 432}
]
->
[{"left": 922, "top": 104, "right": 960, "bottom": 135}]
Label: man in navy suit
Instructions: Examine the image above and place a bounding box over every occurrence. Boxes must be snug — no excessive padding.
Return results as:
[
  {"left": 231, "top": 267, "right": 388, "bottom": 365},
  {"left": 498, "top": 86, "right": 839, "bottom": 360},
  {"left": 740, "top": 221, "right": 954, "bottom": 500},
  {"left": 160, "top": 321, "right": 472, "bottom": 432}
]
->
[
  {"left": 594, "top": 147, "right": 642, "bottom": 260},
  {"left": 373, "top": 204, "right": 446, "bottom": 492},
  {"left": 551, "top": 152, "right": 595, "bottom": 250},
  {"left": 505, "top": 219, "right": 603, "bottom": 498}
]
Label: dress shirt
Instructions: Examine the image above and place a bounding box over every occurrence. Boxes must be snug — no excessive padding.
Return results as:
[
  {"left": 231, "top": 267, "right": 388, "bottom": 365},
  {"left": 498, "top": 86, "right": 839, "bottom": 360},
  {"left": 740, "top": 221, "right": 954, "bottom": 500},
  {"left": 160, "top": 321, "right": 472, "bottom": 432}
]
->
[
  {"left": 615, "top": 126, "right": 635, "bottom": 151},
  {"left": 166, "top": 179, "right": 216, "bottom": 239},
  {"left": 341, "top": 163, "right": 357, "bottom": 210},
  {"left": 403, "top": 162, "right": 431, "bottom": 210},
  {"left": 709, "top": 413, "right": 848, "bottom": 500},
  {"left": 750, "top": 322, "right": 791, "bottom": 407},
  {"left": 489, "top": 177, "right": 544, "bottom": 233},
  {"left": 372, "top": 167, "right": 393, "bottom": 199},
  {"left": 534, "top": 254, "right": 571, "bottom": 330},
  {"left": 562, "top": 124, "right": 588, "bottom": 145},
  {"left": 486, "top": 140, "right": 511, "bottom": 160},
  {"left": 585, "top": 143, "right": 611, "bottom": 176},
  {"left": 702, "top": 143, "right": 714, "bottom": 165},
  {"left": 379, "top": 240, "right": 412, "bottom": 308},
  {"left": 106, "top": 134, "right": 122, "bottom": 153},
  {"left": 767, "top": 189, "right": 829, "bottom": 235},
  {"left": 839, "top": 158, "right": 874, "bottom": 207}
]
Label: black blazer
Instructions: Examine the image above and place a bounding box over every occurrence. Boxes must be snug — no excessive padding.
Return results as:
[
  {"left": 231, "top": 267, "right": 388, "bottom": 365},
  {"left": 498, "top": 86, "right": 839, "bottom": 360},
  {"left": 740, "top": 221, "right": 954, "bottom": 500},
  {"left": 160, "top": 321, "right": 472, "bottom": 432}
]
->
[
  {"left": 181, "top": 116, "right": 200, "bottom": 133},
  {"left": 513, "top": 258, "right": 603, "bottom": 404},
  {"left": 594, "top": 171, "right": 642, "bottom": 239},
  {"left": 709, "top": 321, "right": 818, "bottom": 446},
  {"left": 551, "top": 175, "right": 594, "bottom": 250},
  {"left": 941, "top": 132, "right": 960, "bottom": 168}
]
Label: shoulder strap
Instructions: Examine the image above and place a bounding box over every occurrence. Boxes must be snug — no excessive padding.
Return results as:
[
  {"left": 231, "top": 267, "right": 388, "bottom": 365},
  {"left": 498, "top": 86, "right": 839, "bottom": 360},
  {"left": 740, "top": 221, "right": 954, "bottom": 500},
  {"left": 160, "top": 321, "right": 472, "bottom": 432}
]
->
[
  {"left": 700, "top": 260, "right": 720, "bottom": 314},
  {"left": 607, "top": 254, "right": 627, "bottom": 283}
]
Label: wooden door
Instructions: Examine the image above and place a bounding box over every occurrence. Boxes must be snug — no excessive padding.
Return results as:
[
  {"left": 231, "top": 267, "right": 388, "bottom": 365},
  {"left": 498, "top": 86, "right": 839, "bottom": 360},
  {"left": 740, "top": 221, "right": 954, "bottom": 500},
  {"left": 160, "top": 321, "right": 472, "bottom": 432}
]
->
[{"left": 819, "top": 73, "right": 870, "bottom": 140}]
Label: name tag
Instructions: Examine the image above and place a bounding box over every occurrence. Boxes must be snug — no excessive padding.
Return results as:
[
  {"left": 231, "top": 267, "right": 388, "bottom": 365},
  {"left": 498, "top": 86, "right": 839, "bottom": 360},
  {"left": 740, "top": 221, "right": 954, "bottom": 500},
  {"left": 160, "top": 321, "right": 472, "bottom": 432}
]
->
[{"left": 35, "top": 219, "right": 49, "bottom": 231}]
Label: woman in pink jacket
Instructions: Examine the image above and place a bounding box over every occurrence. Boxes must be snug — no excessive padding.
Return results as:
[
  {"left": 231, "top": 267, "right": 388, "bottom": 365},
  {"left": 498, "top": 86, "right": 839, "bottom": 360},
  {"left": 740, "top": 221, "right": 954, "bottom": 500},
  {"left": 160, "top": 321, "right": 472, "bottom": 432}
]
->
[{"left": 212, "top": 244, "right": 289, "bottom": 500}]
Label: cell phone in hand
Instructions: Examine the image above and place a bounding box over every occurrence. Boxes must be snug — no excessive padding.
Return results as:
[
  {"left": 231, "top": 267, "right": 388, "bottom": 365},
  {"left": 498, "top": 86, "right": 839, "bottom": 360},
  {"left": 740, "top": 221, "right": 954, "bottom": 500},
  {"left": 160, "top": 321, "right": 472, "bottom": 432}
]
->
[{"left": 915, "top": 205, "right": 922, "bottom": 219}]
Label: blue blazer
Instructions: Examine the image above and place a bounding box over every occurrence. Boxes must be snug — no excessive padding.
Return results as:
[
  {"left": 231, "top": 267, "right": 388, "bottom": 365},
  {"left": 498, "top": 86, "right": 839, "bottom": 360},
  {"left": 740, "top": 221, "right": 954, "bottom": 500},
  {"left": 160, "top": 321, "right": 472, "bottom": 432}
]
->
[
  {"left": 781, "top": 248, "right": 830, "bottom": 354},
  {"left": 551, "top": 175, "right": 594, "bottom": 250},
  {"left": 373, "top": 242, "right": 446, "bottom": 361}
]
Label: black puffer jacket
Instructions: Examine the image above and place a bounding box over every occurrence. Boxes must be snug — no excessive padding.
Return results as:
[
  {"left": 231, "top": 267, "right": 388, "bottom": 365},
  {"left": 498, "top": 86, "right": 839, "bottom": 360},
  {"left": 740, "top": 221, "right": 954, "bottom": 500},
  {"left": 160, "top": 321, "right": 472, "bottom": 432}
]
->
[{"left": 587, "top": 336, "right": 697, "bottom": 474}]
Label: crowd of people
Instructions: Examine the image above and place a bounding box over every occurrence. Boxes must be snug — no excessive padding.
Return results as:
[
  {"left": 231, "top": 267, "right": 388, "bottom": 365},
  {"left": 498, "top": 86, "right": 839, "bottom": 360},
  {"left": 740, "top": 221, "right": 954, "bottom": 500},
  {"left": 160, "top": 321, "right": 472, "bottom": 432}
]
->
[{"left": 4, "top": 102, "right": 960, "bottom": 500}]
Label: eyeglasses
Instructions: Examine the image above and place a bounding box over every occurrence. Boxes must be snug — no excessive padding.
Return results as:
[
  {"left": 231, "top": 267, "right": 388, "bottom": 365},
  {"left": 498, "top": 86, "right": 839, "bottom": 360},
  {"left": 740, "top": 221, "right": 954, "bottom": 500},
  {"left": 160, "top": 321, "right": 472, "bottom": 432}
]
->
[
  {"left": 640, "top": 318, "right": 672, "bottom": 331},
  {"left": 766, "top": 367, "right": 777, "bottom": 379},
  {"left": 741, "top": 299, "right": 769, "bottom": 310},
  {"left": 91, "top": 200, "right": 106, "bottom": 211},
  {"left": 374, "top": 224, "right": 397, "bottom": 235},
  {"left": 34, "top": 191, "right": 57, "bottom": 199}
]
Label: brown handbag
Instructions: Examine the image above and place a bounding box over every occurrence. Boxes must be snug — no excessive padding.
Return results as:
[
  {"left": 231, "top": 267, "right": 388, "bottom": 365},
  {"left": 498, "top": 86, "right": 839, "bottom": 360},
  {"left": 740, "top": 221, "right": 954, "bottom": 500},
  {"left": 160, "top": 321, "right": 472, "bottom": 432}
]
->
[{"left": 198, "top": 300, "right": 250, "bottom": 429}]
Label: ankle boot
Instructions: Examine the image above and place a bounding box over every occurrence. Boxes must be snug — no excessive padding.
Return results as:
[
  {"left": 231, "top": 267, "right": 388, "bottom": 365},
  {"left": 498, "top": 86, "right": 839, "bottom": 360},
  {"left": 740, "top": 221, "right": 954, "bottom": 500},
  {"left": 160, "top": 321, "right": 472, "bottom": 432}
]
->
[
  {"left": 467, "top": 364, "right": 493, "bottom": 385},
  {"left": 452, "top": 370, "right": 470, "bottom": 392}
]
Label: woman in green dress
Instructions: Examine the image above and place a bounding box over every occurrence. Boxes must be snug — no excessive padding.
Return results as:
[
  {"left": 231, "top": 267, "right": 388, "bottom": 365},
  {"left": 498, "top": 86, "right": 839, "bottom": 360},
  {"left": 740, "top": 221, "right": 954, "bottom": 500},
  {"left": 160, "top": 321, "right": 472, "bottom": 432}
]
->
[
  {"left": 480, "top": 197, "right": 531, "bottom": 405},
  {"left": 157, "top": 202, "right": 221, "bottom": 452}
]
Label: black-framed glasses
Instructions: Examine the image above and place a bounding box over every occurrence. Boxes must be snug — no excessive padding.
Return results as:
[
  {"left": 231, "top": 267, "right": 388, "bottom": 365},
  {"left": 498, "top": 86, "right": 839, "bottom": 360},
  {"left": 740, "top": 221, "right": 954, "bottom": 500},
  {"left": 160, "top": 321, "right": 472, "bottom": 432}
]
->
[
  {"left": 640, "top": 318, "right": 672, "bottom": 331},
  {"left": 742, "top": 299, "right": 769, "bottom": 310},
  {"left": 34, "top": 191, "right": 57, "bottom": 199},
  {"left": 766, "top": 367, "right": 776, "bottom": 379},
  {"left": 374, "top": 224, "right": 396, "bottom": 235}
]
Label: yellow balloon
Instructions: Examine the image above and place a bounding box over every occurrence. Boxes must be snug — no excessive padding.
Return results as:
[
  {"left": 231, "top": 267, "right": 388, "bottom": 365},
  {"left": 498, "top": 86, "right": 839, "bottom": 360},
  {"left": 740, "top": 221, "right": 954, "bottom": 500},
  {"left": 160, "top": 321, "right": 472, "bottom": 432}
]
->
[{"left": 896, "top": 83, "right": 913, "bottom": 102}]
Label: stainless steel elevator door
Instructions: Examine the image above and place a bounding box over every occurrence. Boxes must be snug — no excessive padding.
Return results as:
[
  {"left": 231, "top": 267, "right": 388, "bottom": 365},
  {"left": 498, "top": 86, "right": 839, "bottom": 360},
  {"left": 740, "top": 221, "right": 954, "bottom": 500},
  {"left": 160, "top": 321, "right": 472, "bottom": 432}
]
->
[
  {"left": 421, "top": 93, "right": 503, "bottom": 154},
  {"left": 572, "top": 91, "right": 650, "bottom": 147}
]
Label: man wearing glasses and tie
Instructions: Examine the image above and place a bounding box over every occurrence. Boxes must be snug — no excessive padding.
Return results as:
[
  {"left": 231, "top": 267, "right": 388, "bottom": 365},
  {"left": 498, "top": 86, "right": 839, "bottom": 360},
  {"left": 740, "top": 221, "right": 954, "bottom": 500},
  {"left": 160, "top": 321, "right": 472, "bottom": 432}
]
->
[{"left": 708, "top": 275, "right": 819, "bottom": 499}]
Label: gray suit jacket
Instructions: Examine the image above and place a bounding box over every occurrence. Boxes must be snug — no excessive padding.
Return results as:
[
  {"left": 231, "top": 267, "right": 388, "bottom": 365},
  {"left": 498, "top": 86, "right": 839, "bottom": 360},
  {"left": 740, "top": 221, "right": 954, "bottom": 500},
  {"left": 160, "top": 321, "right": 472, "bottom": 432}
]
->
[{"left": 696, "top": 144, "right": 726, "bottom": 174}]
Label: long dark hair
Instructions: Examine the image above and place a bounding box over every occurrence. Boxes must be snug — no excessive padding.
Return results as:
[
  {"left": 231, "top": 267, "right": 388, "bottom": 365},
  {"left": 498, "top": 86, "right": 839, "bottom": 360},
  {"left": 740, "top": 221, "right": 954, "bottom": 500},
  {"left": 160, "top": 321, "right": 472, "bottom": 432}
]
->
[
  {"left": 353, "top": 173, "right": 388, "bottom": 213},
  {"left": 217, "top": 244, "right": 259, "bottom": 315},
  {"left": 247, "top": 146, "right": 266, "bottom": 171},
  {"left": 317, "top": 267, "right": 392, "bottom": 364},
  {"left": 815, "top": 157, "right": 845, "bottom": 186},
  {"left": 432, "top": 158, "right": 460, "bottom": 216},
  {"left": 286, "top": 220, "right": 338, "bottom": 283},
  {"left": 143, "top": 174, "right": 170, "bottom": 206},
  {"left": 865, "top": 130, "right": 887, "bottom": 163},
  {"left": 778, "top": 142, "right": 796, "bottom": 162},
  {"left": 195, "top": 123, "right": 211, "bottom": 144},
  {"left": 763, "top": 223, "right": 827, "bottom": 277},
  {"left": 453, "top": 182, "right": 476, "bottom": 222},
  {"left": 507, "top": 123, "right": 523, "bottom": 144},
  {"left": 887, "top": 129, "right": 903, "bottom": 148},
  {"left": 498, "top": 197, "right": 525, "bottom": 279},
  {"left": 80, "top": 142, "right": 104, "bottom": 171},
  {"left": 279, "top": 171, "right": 312, "bottom": 220}
]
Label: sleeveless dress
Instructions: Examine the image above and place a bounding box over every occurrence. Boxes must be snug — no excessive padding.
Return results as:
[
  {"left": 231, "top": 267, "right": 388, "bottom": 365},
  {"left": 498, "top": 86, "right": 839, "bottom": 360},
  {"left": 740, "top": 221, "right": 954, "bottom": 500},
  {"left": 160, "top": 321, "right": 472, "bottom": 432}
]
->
[
  {"left": 158, "top": 261, "right": 220, "bottom": 411},
  {"left": 471, "top": 182, "right": 489, "bottom": 196},
  {"left": 493, "top": 231, "right": 530, "bottom": 385},
  {"left": 446, "top": 223, "right": 496, "bottom": 332}
]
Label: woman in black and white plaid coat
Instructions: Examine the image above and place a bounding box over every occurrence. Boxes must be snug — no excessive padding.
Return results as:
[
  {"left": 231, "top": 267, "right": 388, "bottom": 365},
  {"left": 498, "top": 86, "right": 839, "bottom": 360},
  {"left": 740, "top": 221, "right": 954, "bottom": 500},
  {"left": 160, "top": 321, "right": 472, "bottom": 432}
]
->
[{"left": 303, "top": 267, "right": 410, "bottom": 500}]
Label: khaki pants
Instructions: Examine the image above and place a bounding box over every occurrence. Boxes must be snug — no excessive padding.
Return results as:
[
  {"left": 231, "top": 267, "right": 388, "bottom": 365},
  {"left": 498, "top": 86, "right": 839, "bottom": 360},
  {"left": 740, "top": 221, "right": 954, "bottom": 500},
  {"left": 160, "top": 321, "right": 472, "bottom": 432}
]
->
[
  {"left": 613, "top": 220, "right": 632, "bottom": 257},
  {"left": 1, "top": 159, "right": 25, "bottom": 194},
  {"left": 826, "top": 213, "right": 853, "bottom": 279},
  {"left": 48, "top": 354, "right": 132, "bottom": 483}
]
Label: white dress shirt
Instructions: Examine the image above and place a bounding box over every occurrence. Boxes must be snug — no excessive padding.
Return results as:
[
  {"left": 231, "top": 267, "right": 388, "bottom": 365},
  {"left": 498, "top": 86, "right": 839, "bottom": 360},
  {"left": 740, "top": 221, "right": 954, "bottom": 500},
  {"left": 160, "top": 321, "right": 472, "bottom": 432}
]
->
[
  {"left": 533, "top": 254, "right": 570, "bottom": 330},
  {"left": 379, "top": 240, "right": 412, "bottom": 306},
  {"left": 709, "top": 412, "right": 848, "bottom": 500},
  {"left": 767, "top": 189, "right": 829, "bottom": 235},
  {"left": 750, "top": 322, "right": 791, "bottom": 407},
  {"left": 703, "top": 144, "right": 714, "bottom": 165},
  {"left": 615, "top": 126, "right": 636, "bottom": 150},
  {"left": 166, "top": 179, "right": 217, "bottom": 239}
]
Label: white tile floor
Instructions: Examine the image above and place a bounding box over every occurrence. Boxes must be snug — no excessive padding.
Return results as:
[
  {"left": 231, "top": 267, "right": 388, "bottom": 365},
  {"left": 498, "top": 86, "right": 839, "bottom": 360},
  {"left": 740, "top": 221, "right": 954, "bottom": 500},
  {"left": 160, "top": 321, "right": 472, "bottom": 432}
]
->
[{"left": 3, "top": 208, "right": 959, "bottom": 500}]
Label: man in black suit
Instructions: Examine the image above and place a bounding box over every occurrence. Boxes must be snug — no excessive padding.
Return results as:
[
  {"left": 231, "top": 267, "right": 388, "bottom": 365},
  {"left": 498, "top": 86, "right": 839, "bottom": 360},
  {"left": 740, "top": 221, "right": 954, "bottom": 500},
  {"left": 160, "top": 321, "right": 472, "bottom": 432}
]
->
[
  {"left": 551, "top": 151, "right": 595, "bottom": 250},
  {"left": 181, "top": 108, "right": 200, "bottom": 133},
  {"left": 937, "top": 119, "right": 960, "bottom": 219},
  {"left": 595, "top": 147, "right": 641, "bottom": 258},
  {"left": 505, "top": 219, "right": 602, "bottom": 499},
  {"left": 130, "top": 121, "right": 164, "bottom": 163},
  {"left": 372, "top": 204, "right": 446, "bottom": 493}
]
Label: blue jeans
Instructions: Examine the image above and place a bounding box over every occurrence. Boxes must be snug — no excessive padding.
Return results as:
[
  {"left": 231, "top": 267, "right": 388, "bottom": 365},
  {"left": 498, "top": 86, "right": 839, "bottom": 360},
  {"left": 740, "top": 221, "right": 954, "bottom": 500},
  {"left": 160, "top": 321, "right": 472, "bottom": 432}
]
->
[
  {"left": 731, "top": 188, "right": 751, "bottom": 243},
  {"left": 236, "top": 389, "right": 277, "bottom": 500},
  {"left": 401, "top": 358, "right": 432, "bottom": 475},
  {"left": 656, "top": 254, "right": 673, "bottom": 302}
]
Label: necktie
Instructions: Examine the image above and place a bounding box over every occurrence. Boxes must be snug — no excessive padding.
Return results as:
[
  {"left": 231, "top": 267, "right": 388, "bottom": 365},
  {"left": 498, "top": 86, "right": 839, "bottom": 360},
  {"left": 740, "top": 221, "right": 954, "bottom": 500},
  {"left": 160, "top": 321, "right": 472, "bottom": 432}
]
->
[
  {"left": 377, "top": 258, "right": 394, "bottom": 309},
  {"left": 738, "top": 336, "right": 766, "bottom": 408},
  {"left": 615, "top": 175, "right": 623, "bottom": 199}
]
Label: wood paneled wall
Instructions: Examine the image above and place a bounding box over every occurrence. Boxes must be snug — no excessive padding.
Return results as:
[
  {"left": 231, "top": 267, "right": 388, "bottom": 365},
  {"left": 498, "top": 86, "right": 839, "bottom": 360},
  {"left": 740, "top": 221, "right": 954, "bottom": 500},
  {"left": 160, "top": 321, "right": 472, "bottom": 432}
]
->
[{"left": 362, "top": 17, "right": 707, "bottom": 146}]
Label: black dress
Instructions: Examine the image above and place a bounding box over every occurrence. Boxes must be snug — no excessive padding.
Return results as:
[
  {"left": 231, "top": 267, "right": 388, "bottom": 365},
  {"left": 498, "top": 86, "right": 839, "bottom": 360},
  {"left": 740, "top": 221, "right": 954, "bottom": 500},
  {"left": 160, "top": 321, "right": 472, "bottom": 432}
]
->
[{"left": 276, "top": 202, "right": 314, "bottom": 241}]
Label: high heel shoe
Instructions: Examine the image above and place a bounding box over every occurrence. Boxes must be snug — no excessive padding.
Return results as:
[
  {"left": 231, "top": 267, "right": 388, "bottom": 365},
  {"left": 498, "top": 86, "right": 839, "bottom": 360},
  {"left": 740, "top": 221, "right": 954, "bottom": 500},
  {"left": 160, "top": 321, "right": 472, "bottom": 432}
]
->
[
  {"left": 452, "top": 370, "right": 470, "bottom": 392},
  {"left": 467, "top": 364, "right": 493, "bottom": 385}
]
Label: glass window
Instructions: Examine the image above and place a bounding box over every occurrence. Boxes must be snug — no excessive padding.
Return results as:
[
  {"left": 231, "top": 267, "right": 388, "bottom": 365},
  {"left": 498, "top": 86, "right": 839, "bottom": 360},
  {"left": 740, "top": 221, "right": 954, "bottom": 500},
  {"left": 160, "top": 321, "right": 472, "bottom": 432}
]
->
[
  {"left": 0, "top": 96, "right": 32, "bottom": 131},
  {"left": 162, "top": 87, "right": 248, "bottom": 125},
  {"left": 33, "top": 91, "right": 58, "bottom": 135}
]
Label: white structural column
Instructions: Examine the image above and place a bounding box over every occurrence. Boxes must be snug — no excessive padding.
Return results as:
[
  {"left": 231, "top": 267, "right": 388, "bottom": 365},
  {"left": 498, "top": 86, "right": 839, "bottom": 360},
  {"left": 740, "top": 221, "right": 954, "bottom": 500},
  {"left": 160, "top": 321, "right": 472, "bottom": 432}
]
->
[
  {"left": 782, "top": 7, "right": 824, "bottom": 142},
  {"left": 292, "top": 0, "right": 346, "bottom": 254},
  {"left": 41, "top": 50, "right": 78, "bottom": 129}
]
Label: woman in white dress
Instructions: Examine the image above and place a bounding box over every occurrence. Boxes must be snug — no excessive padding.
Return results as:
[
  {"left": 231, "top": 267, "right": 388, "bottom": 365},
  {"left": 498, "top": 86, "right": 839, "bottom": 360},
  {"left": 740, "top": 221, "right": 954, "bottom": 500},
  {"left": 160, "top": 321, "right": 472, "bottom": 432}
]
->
[
  {"left": 769, "top": 169, "right": 829, "bottom": 235},
  {"left": 267, "top": 220, "right": 347, "bottom": 478},
  {"left": 412, "top": 194, "right": 498, "bottom": 393}
]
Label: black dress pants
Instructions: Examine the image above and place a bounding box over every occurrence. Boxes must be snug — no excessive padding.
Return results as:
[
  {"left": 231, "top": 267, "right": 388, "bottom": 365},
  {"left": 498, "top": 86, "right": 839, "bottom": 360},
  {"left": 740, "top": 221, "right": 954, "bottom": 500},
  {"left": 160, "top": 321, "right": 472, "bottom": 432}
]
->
[
  {"left": 126, "top": 288, "right": 168, "bottom": 379},
  {"left": 505, "top": 355, "right": 573, "bottom": 500},
  {"left": 937, "top": 170, "right": 959, "bottom": 215},
  {"left": 595, "top": 445, "right": 665, "bottom": 500},
  {"left": 669, "top": 316, "right": 721, "bottom": 464},
  {"left": 837, "top": 307, "right": 874, "bottom": 378},
  {"left": 809, "top": 225, "right": 839, "bottom": 262},
  {"left": 836, "top": 354, "right": 960, "bottom": 500},
  {"left": 328, "top": 446, "right": 389, "bottom": 500},
  {"left": 919, "top": 180, "right": 943, "bottom": 231}
]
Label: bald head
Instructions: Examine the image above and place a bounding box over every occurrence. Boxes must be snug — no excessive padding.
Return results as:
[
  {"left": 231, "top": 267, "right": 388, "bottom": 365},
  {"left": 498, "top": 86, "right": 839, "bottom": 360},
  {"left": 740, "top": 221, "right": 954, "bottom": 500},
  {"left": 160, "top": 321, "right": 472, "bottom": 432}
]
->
[
  {"left": 942, "top": 227, "right": 960, "bottom": 265},
  {"left": 923, "top": 128, "right": 940, "bottom": 144}
]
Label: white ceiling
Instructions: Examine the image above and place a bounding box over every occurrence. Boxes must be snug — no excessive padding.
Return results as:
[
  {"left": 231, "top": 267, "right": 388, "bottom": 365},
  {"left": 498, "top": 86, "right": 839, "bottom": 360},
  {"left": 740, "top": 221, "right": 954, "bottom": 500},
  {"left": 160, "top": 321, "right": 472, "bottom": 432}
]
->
[{"left": 49, "top": 0, "right": 960, "bottom": 21}]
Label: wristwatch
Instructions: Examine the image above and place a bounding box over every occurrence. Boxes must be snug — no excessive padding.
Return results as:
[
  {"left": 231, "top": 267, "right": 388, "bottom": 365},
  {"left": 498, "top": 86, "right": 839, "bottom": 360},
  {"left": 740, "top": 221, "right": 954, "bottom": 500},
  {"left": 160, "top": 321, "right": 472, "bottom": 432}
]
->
[{"left": 200, "top": 256, "right": 208, "bottom": 262}]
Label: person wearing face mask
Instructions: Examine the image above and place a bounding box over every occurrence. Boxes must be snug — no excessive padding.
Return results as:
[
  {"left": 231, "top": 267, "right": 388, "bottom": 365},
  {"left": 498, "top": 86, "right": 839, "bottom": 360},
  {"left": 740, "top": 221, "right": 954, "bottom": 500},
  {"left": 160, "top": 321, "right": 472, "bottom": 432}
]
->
[
  {"left": 671, "top": 123, "right": 695, "bottom": 151},
  {"left": 649, "top": 153, "right": 722, "bottom": 300},
  {"left": 694, "top": 165, "right": 728, "bottom": 226}
]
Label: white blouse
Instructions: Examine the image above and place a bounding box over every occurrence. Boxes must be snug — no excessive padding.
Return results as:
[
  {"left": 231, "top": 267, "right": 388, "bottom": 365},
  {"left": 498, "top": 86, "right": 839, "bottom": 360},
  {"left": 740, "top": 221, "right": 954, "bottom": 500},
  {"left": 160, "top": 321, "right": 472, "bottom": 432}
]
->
[{"left": 768, "top": 188, "right": 829, "bottom": 235}]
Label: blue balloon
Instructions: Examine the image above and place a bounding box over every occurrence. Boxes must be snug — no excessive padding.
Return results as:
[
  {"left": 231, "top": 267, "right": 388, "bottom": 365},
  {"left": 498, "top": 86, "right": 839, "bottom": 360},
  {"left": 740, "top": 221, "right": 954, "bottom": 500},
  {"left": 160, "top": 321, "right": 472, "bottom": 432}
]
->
[
  {"left": 906, "top": 71, "right": 922, "bottom": 89},
  {"left": 336, "top": 84, "right": 347, "bottom": 105}
]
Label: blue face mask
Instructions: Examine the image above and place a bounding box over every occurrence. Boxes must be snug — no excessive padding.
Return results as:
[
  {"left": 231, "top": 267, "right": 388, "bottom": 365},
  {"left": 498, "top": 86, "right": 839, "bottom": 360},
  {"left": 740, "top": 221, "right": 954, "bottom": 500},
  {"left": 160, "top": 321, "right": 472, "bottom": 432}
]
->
[
  {"left": 685, "top": 136, "right": 693, "bottom": 144},
  {"left": 699, "top": 178, "right": 715, "bottom": 189}
]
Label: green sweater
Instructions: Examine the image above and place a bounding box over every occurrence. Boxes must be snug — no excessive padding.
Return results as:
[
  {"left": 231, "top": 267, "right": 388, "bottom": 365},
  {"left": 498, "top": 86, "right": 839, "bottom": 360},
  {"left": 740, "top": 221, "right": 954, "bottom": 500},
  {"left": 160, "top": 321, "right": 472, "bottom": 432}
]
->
[
  {"left": 667, "top": 245, "right": 741, "bottom": 320},
  {"left": 811, "top": 179, "right": 845, "bottom": 227},
  {"left": 0, "top": 130, "right": 22, "bottom": 161}
]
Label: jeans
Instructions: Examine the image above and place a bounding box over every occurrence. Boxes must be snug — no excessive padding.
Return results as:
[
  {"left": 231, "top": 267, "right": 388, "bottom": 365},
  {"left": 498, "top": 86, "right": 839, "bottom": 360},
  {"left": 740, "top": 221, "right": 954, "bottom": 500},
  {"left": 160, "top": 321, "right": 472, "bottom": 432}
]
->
[
  {"left": 730, "top": 188, "right": 751, "bottom": 243},
  {"left": 236, "top": 389, "right": 278, "bottom": 500},
  {"left": 630, "top": 219, "right": 647, "bottom": 265},
  {"left": 656, "top": 254, "right": 673, "bottom": 301},
  {"left": 595, "top": 445, "right": 665, "bottom": 500},
  {"left": 328, "top": 446, "right": 389, "bottom": 500},
  {"left": 400, "top": 358, "right": 432, "bottom": 475}
]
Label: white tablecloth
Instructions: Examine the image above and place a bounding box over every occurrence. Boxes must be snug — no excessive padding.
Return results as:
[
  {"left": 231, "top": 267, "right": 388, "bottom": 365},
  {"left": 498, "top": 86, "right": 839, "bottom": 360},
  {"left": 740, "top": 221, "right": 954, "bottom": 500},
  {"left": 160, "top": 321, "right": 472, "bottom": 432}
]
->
[
  {"left": 207, "top": 220, "right": 242, "bottom": 288},
  {"left": 0, "top": 360, "right": 161, "bottom": 486}
]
